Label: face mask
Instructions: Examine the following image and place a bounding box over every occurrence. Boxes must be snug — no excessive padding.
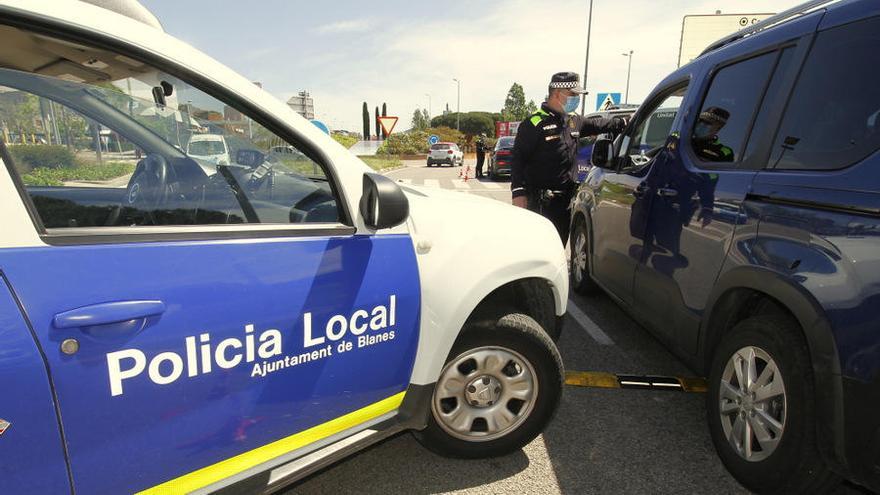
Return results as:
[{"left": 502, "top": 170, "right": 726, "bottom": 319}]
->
[
  {"left": 564, "top": 95, "right": 580, "bottom": 113},
  {"left": 694, "top": 122, "right": 714, "bottom": 139}
]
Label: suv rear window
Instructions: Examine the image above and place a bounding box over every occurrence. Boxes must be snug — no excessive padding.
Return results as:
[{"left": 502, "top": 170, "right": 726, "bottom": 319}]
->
[
  {"left": 431, "top": 144, "right": 450, "bottom": 150},
  {"left": 770, "top": 16, "right": 880, "bottom": 171},
  {"left": 691, "top": 52, "right": 775, "bottom": 166}
]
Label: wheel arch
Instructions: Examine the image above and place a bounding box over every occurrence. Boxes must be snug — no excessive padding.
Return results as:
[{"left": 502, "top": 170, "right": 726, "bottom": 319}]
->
[{"left": 700, "top": 265, "right": 846, "bottom": 470}]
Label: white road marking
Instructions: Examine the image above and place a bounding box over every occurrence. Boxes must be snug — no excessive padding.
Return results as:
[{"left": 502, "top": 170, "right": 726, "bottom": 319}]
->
[
  {"left": 567, "top": 298, "right": 615, "bottom": 346},
  {"left": 423, "top": 179, "right": 440, "bottom": 189},
  {"left": 451, "top": 180, "right": 471, "bottom": 190},
  {"left": 480, "top": 181, "right": 504, "bottom": 190}
]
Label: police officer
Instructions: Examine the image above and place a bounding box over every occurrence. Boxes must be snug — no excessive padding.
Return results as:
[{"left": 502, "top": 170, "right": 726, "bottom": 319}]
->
[
  {"left": 475, "top": 133, "right": 488, "bottom": 178},
  {"left": 692, "top": 106, "right": 733, "bottom": 162},
  {"left": 511, "top": 72, "right": 628, "bottom": 243}
]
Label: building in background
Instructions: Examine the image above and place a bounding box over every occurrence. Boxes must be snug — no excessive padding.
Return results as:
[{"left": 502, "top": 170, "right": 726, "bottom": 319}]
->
[{"left": 287, "top": 91, "right": 315, "bottom": 120}]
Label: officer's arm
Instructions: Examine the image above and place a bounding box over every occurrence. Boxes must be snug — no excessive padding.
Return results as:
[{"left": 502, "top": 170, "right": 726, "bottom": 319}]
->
[
  {"left": 511, "top": 120, "right": 537, "bottom": 200},
  {"left": 578, "top": 115, "right": 628, "bottom": 136}
]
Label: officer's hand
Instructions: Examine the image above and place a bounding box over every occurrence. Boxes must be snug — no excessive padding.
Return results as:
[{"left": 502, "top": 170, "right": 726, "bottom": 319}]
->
[
  {"left": 612, "top": 116, "right": 629, "bottom": 130},
  {"left": 513, "top": 196, "right": 528, "bottom": 209}
]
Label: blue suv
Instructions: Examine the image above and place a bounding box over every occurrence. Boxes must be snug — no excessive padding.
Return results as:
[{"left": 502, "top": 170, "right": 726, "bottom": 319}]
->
[{"left": 570, "top": 0, "right": 880, "bottom": 492}]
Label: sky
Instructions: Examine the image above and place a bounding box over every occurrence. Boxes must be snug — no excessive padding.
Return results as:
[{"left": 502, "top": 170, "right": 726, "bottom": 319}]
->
[{"left": 140, "top": 0, "right": 800, "bottom": 133}]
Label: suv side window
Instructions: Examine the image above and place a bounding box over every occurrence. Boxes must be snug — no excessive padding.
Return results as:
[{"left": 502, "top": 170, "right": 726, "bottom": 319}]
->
[
  {"left": 690, "top": 52, "right": 775, "bottom": 166},
  {"left": 622, "top": 87, "right": 686, "bottom": 169},
  {"left": 0, "top": 35, "right": 341, "bottom": 231},
  {"left": 770, "top": 16, "right": 880, "bottom": 171}
]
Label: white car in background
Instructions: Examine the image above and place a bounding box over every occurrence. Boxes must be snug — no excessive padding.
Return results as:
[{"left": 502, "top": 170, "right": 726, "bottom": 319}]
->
[
  {"left": 187, "top": 133, "right": 230, "bottom": 165},
  {"left": 427, "top": 142, "right": 463, "bottom": 167}
]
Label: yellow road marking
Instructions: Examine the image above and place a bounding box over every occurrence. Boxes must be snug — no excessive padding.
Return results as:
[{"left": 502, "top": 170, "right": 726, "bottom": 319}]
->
[
  {"left": 565, "top": 371, "right": 707, "bottom": 393},
  {"left": 137, "top": 392, "right": 406, "bottom": 495}
]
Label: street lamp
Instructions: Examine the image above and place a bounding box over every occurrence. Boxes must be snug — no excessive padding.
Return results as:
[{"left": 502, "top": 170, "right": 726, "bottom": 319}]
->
[
  {"left": 580, "top": 0, "right": 594, "bottom": 116},
  {"left": 452, "top": 78, "right": 461, "bottom": 131},
  {"left": 425, "top": 93, "right": 431, "bottom": 119},
  {"left": 622, "top": 50, "right": 634, "bottom": 104}
]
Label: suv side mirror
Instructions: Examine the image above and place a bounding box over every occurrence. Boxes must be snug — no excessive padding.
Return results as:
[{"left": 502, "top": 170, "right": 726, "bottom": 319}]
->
[
  {"left": 591, "top": 138, "right": 614, "bottom": 168},
  {"left": 360, "top": 173, "right": 409, "bottom": 230}
]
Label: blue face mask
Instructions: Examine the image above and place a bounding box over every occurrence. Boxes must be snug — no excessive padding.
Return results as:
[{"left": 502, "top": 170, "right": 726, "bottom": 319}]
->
[{"left": 564, "top": 95, "right": 580, "bottom": 113}]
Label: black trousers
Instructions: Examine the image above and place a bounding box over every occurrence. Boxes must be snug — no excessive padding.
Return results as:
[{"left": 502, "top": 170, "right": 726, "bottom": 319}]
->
[
  {"left": 527, "top": 188, "right": 574, "bottom": 245},
  {"left": 476, "top": 152, "right": 485, "bottom": 176}
]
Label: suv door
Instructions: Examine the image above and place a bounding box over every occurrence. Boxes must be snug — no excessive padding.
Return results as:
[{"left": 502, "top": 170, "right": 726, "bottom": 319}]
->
[
  {"left": 632, "top": 46, "right": 798, "bottom": 354},
  {"left": 588, "top": 87, "right": 688, "bottom": 303},
  {"left": 0, "top": 30, "right": 420, "bottom": 494}
]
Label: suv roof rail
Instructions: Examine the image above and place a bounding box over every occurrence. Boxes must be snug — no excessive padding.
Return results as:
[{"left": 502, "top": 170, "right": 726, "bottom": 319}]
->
[{"left": 699, "top": 0, "right": 837, "bottom": 57}]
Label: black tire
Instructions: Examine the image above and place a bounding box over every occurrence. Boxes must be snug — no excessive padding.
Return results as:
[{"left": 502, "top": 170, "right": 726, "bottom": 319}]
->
[
  {"left": 413, "top": 313, "right": 563, "bottom": 458},
  {"left": 706, "top": 315, "right": 840, "bottom": 494},
  {"left": 569, "top": 215, "right": 601, "bottom": 295}
]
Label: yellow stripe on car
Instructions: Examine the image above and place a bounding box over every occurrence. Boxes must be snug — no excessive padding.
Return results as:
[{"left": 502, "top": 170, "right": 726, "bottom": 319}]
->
[{"left": 137, "top": 392, "right": 406, "bottom": 495}]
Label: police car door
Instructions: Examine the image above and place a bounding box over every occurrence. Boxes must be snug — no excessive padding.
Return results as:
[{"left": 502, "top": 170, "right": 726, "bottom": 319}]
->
[{"left": 0, "top": 37, "right": 420, "bottom": 494}]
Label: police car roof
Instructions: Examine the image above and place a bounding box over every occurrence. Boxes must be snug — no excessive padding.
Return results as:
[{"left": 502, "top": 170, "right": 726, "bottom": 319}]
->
[{"left": 78, "top": 0, "right": 163, "bottom": 31}]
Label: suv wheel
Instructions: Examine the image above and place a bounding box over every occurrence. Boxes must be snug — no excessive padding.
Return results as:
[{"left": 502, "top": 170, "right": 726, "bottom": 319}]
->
[
  {"left": 570, "top": 216, "right": 600, "bottom": 294},
  {"left": 413, "top": 312, "right": 563, "bottom": 458},
  {"left": 707, "top": 315, "right": 839, "bottom": 493}
]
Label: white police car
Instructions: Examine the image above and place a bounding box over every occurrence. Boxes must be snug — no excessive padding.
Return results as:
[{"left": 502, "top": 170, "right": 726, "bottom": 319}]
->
[{"left": 0, "top": 1, "right": 568, "bottom": 493}]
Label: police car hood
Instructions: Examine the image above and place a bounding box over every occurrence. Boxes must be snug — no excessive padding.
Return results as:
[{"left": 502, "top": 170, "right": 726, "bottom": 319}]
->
[{"left": 398, "top": 182, "right": 565, "bottom": 259}]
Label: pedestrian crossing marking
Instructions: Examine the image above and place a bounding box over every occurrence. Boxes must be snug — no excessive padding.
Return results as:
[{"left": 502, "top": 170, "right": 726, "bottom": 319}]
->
[
  {"left": 481, "top": 181, "right": 504, "bottom": 190},
  {"left": 423, "top": 179, "right": 440, "bottom": 189},
  {"left": 452, "top": 180, "right": 471, "bottom": 190}
]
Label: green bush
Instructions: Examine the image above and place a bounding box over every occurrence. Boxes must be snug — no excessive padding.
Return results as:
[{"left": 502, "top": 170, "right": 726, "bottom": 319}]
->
[
  {"left": 21, "top": 161, "right": 136, "bottom": 186},
  {"left": 8, "top": 145, "right": 75, "bottom": 172},
  {"left": 378, "top": 130, "right": 430, "bottom": 155},
  {"left": 331, "top": 133, "right": 358, "bottom": 149}
]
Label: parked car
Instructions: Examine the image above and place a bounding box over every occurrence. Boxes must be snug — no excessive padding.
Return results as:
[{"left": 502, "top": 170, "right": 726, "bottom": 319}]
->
[
  {"left": 186, "top": 133, "right": 230, "bottom": 166},
  {"left": 575, "top": 108, "right": 636, "bottom": 182},
  {"left": 570, "top": 1, "right": 880, "bottom": 492},
  {"left": 488, "top": 136, "right": 515, "bottom": 180},
  {"left": 427, "top": 142, "right": 463, "bottom": 167},
  {"left": 0, "top": 1, "right": 568, "bottom": 493}
]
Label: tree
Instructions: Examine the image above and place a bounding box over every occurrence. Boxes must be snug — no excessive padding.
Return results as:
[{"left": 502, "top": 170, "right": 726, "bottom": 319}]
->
[
  {"left": 500, "top": 82, "right": 537, "bottom": 121},
  {"left": 430, "top": 112, "right": 495, "bottom": 137},
  {"left": 361, "top": 102, "right": 370, "bottom": 140},
  {"left": 381, "top": 103, "right": 388, "bottom": 139},
  {"left": 374, "top": 106, "right": 379, "bottom": 140},
  {"left": 411, "top": 108, "right": 430, "bottom": 131}
]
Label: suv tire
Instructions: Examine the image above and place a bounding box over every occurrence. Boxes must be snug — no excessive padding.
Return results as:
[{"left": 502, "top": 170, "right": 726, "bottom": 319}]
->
[
  {"left": 706, "top": 315, "right": 840, "bottom": 494},
  {"left": 413, "top": 312, "right": 563, "bottom": 458},
  {"left": 570, "top": 216, "right": 600, "bottom": 295}
]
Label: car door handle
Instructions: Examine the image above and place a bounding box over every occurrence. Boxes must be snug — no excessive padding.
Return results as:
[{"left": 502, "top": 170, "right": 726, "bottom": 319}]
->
[
  {"left": 657, "top": 187, "right": 678, "bottom": 198},
  {"left": 53, "top": 300, "right": 166, "bottom": 329}
]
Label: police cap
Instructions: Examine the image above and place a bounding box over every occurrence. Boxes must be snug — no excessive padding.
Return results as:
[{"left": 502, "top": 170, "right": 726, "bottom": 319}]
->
[{"left": 548, "top": 72, "right": 587, "bottom": 94}]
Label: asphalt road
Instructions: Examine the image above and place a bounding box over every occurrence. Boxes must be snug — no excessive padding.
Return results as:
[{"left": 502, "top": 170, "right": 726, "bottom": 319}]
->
[{"left": 287, "top": 158, "right": 868, "bottom": 495}]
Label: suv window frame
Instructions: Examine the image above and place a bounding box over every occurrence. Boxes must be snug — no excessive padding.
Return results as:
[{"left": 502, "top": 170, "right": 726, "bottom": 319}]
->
[
  {"left": 685, "top": 36, "right": 813, "bottom": 172},
  {"left": 685, "top": 47, "right": 785, "bottom": 171},
  {"left": 0, "top": 13, "right": 356, "bottom": 246}
]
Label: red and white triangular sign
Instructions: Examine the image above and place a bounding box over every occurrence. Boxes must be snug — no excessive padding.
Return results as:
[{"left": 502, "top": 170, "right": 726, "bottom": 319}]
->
[{"left": 378, "top": 116, "right": 398, "bottom": 135}]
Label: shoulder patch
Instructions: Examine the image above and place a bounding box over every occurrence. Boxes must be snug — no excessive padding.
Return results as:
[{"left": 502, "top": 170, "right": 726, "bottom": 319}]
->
[{"left": 530, "top": 114, "right": 543, "bottom": 126}]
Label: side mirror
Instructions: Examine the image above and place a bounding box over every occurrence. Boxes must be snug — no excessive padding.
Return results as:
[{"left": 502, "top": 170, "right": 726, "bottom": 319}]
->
[
  {"left": 359, "top": 173, "right": 409, "bottom": 230},
  {"left": 591, "top": 138, "right": 614, "bottom": 168}
]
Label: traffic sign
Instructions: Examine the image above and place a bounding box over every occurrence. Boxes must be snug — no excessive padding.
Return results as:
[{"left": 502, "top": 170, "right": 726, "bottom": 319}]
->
[
  {"left": 596, "top": 93, "right": 622, "bottom": 111},
  {"left": 377, "top": 116, "right": 399, "bottom": 136},
  {"left": 429, "top": 135, "right": 440, "bottom": 145}
]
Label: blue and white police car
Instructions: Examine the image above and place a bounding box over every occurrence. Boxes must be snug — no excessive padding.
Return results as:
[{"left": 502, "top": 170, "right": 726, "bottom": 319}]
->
[{"left": 0, "top": 1, "right": 568, "bottom": 493}]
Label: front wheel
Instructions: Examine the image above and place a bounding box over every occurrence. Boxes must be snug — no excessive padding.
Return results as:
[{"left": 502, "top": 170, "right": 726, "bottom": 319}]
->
[
  {"left": 707, "top": 315, "right": 839, "bottom": 493},
  {"left": 413, "top": 313, "right": 563, "bottom": 458}
]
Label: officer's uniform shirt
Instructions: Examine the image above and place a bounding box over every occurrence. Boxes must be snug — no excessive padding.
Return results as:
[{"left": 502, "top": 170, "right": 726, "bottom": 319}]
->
[{"left": 511, "top": 102, "right": 626, "bottom": 198}]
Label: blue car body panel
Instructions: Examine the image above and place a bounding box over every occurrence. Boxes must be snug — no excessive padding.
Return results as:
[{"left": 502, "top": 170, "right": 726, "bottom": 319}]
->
[
  {"left": 0, "top": 276, "right": 71, "bottom": 495},
  {"left": 0, "top": 234, "right": 420, "bottom": 494}
]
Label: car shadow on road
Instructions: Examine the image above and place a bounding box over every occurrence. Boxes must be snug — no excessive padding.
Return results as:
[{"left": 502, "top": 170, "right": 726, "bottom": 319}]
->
[{"left": 292, "top": 432, "right": 529, "bottom": 494}]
